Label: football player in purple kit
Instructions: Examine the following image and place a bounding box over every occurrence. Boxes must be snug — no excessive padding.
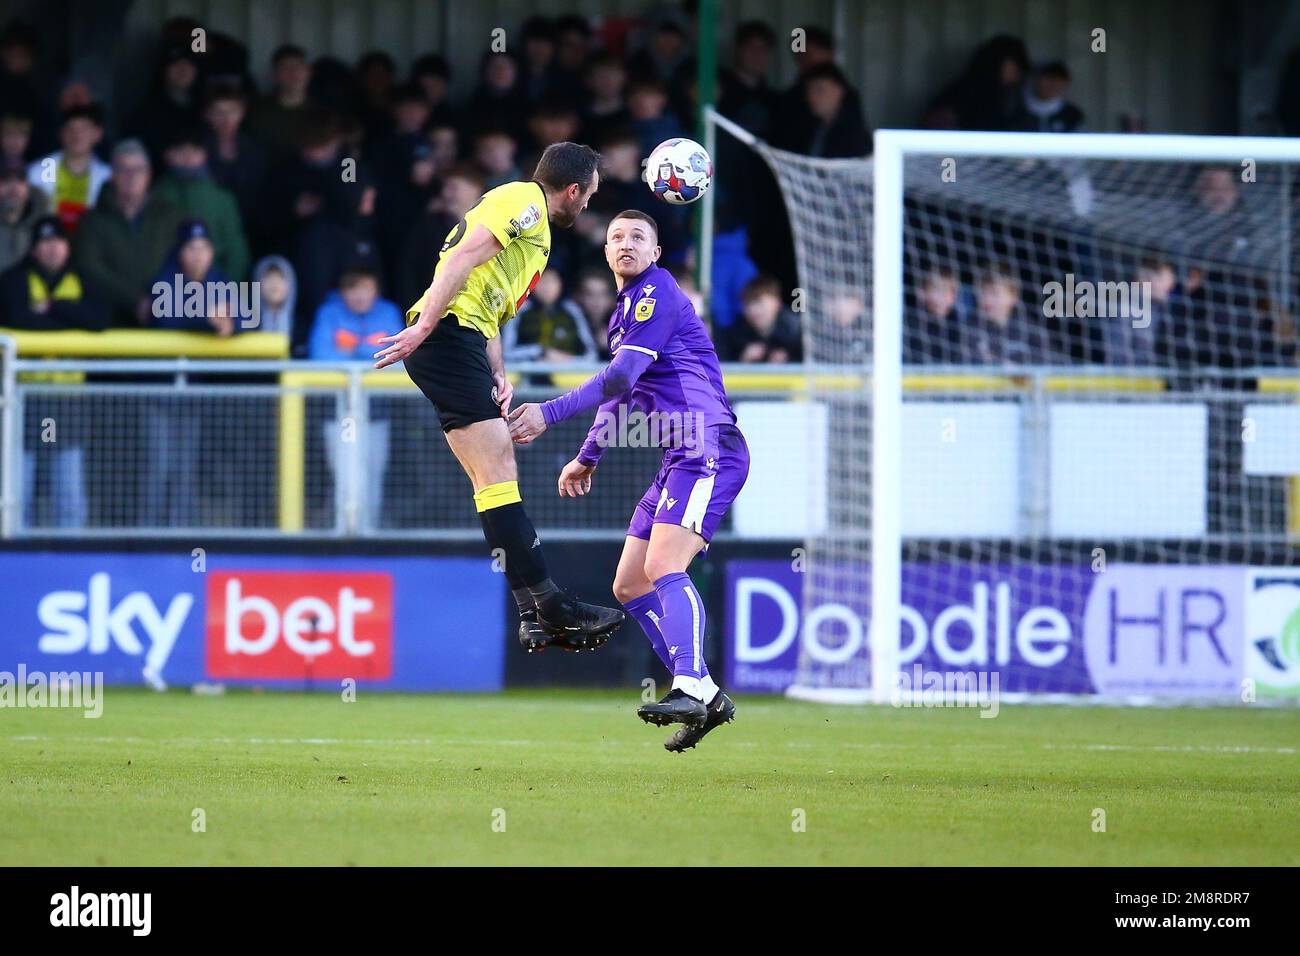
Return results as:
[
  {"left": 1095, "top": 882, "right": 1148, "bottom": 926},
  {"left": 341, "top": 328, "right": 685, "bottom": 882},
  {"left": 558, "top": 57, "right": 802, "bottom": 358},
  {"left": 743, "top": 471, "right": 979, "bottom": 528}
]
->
[{"left": 508, "top": 210, "right": 749, "bottom": 752}]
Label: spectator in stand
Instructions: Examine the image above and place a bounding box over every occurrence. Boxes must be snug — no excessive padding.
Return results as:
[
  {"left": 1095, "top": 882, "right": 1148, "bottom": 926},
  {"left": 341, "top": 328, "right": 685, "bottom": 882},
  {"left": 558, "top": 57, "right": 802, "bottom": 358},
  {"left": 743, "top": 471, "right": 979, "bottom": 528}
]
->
[
  {"left": 584, "top": 130, "right": 687, "bottom": 266},
  {"left": 906, "top": 265, "right": 965, "bottom": 364},
  {"left": 581, "top": 53, "right": 630, "bottom": 146},
  {"left": 202, "top": 85, "right": 268, "bottom": 254},
  {"left": 783, "top": 63, "right": 870, "bottom": 158},
  {"left": 719, "top": 21, "right": 779, "bottom": 141},
  {"left": 143, "top": 220, "right": 234, "bottom": 528},
  {"left": 27, "top": 105, "right": 110, "bottom": 233},
  {"left": 410, "top": 53, "right": 459, "bottom": 130},
  {"left": 626, "top": 77, "right": 682, "bottom": 157},
  {"left": 0, "top": 214, "right": 108, "bottom": 330},
  {"left": 777, "top": 27, "right": 866, "bottom": 134},
  {"left": 154, "top": 125, "right": 250, "bottom": 280},
  {"left": 150, "top": 219, "right": 235, "bottom": 335},
  {"left": 572, "top": 267, "right": 616, "bottom": 359},
  {"left": 959, "top": 263, "right": 1057, "bottom": 364},
  {"left": 396, "top": 162, "right": 484, "bottom": 309},
  {"left": 74, "top": 139, "right": 183, "bottom": 325},
  {"left": 0, "top": 215, "right": 105, "bottom": 528},
  {"left": 0, "top": 158, "right": 48, "bottom": 273},
  {"left": 308, "top": 264, "right": 402, "bottom": 530},
  {"left": 1, "top": 110, "right": 34, "bottom": 168},
  {"left": 427, "top": 122, "right": 459, "bottom": 172},
  {"left": 357, "top": 50, "right": 398, "bottom": 142},
  {"left": 628, "top": 18, "right": 694, "bottom": 116},
  {"left": 247, "top": 45, "right": 317, "bottom": 161},
  {"left": 374, "top": 83, "right": 436, "bottom": 274},
  {"left": 504, "top": 270, "right": 597, "bottom": 363},
  {"left": 925, "top": 34, "right": 1031, "bottom": 131},
  {"left": 128, "top": 45, "right": 203, "bottom": 163},
  {"left": 709, "top": 220, "right": 760, "bottom": 339},
  {"left": 0, "top": 21, "right": 53, "bottom": 155},
  {"left": 473, "top": 126, "right": 522, "bottom": 189},
  {"left": 518, "top": 17, "right": 560, "bottom": 104},
  {"left": 466, "top": 52, "right": 526, "bottom": 141},
  {"left": 521, "top": 98, "right": 581, "bottom": 174},
  {"left": 1105, "top": 256, "right": 1180, "bottom": 367},
  {"left": 816, "top": 286, "right": 868, "bottom": 362},
  {"left": 732, "top": 275, "right": 802, "bottom": 363},
  {"left": 250, "top": 255, "right": 297, "bottom": 336},
  {"left": 1019, "top": 62, "right": 1085, "bottom": 132}
]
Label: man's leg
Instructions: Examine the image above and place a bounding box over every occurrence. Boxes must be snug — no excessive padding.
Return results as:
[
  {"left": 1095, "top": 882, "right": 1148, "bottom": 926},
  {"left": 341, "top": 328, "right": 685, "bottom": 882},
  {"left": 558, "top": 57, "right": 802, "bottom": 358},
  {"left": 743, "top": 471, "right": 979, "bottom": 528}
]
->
[
  {"left": 445, "top": 417, "right": 623, "bottom": 647},
  {"left": 642, "top": 523, "right": 719, "bottom": 701},
  {"left": 612, "top": 534, "right": 673, "bottom": 674}
]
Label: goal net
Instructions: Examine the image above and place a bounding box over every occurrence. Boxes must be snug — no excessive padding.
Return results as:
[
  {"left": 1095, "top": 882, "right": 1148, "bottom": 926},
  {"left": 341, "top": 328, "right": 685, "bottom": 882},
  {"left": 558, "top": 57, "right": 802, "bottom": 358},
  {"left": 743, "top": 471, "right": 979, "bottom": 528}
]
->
[{"left": 707, "top": 110, "right": 1300, "bottom": 705}]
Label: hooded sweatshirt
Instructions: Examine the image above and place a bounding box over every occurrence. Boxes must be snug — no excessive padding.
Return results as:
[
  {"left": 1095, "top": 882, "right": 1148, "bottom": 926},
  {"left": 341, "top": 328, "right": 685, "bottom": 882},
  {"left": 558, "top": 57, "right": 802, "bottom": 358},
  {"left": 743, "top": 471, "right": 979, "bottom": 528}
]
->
[{"left": 251, "top": 255, "right": 297, "bottom": 335}]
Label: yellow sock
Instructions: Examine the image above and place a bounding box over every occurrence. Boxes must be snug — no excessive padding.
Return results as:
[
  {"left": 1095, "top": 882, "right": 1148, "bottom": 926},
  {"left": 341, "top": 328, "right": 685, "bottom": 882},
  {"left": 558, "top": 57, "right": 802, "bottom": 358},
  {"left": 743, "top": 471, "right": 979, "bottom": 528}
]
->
[{"left": 473, "top": 480, "right": 522, "bottom": 513}]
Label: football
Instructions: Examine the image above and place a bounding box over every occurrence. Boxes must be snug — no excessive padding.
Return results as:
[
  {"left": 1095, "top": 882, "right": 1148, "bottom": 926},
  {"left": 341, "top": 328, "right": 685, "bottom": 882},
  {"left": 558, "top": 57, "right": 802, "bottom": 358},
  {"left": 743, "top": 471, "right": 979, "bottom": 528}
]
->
[{"left": 644, "top": 137, "right": 713, "bottom": 205}]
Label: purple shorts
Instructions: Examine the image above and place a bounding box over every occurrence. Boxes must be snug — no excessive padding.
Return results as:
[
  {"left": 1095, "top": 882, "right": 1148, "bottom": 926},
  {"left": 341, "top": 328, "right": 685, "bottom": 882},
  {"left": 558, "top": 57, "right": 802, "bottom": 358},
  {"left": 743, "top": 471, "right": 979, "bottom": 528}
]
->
[{"left": 626, "top": 423, "right": 750, "bottom": 547}]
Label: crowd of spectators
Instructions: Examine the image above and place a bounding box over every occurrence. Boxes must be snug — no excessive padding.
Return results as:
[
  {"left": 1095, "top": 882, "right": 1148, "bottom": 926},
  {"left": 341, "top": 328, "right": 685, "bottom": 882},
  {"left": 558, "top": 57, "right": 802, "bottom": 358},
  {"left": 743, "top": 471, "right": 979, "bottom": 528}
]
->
[{"left": 0, "top": 14, "right": 1292, "bottom": 376}]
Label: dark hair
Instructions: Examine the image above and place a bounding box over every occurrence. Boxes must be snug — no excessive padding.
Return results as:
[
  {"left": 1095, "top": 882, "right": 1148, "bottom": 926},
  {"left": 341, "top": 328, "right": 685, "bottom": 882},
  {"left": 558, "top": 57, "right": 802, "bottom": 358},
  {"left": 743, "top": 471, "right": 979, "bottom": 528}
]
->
[
  {"left": 533, "top": 141, "right": 600, "bottom": 193},
  {"left": 735, "top": 20, "right": 777, "bottom": 48},
  {"left": 802, "top": 62, "right": 848, "bottom": 89},
  {"left": 921, "top": 263, "right": 958, "bottom": 283},
  {"left": 626, "top": 76, "right": 668, "bottom": 97},
  {"left": 411, "top": 52, "right": 450, "bottom": 81},
  {"left": 741, "top": 274, "right": 782, "bottom": 303},
  {"left": 203, "top": 82, "right": 247, "bottom": 109},
  {"left": 392, "top": 81, "right": 427, "bottom": 106},
  {"left": 1038, "top": 60, "right": 1071, "bottom": 81},
  {"left": 522, "top": 16, "right": 555, "bottom": 43},
  {"left": 976, "top": 262, "right": 1019, "bottom": 289},
  {"left": 340, "top": 264, "right": 379, "bottom": 288},
  {"left": 803, "top": 26, "right": 835, "bottom": 51},
  {"left": 553, "top": 15, "right": 590, "bottom": 38},
  {"left": 530, "top": 97, "right": 579, "bottom": 122},
  {"left": 610, "top": 208, "right": 658, "bottom": 240},
  {"left": 271, "top": 44, "right": 307, "bottom": 67},
  {"left": 357, "top": 50, "right": 396, "bottom": 75},
  {"left": 61, "top": 103, "right": 103, "bottom": 127},
  {"left": 443, "top": 162, "right": 486, "bottom": 190}
]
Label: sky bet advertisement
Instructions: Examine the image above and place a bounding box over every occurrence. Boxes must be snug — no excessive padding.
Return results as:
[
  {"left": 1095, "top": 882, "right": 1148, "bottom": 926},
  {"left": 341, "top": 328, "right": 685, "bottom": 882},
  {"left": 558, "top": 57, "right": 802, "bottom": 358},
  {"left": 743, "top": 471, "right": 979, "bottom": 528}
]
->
[
  {"left": 725, "top": 560, "right": 1295, "bottom": 700},
  {"left": 0, "top": 553, "right": 504, "bottom": 691}
]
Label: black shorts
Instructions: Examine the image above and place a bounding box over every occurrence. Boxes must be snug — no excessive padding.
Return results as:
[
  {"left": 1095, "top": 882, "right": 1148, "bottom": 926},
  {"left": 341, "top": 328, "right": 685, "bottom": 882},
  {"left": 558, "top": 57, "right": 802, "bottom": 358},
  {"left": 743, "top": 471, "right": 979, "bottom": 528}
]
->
[{"left": 403, "top": 316, "right": 501, "bottom": 432}]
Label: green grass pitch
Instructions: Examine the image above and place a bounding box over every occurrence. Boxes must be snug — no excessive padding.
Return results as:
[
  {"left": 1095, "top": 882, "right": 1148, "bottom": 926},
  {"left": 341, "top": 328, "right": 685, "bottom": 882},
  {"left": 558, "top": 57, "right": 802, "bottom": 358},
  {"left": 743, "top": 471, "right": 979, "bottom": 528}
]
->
[{"left": 2, "top": 689, "right": 1297, "bottom": 866}]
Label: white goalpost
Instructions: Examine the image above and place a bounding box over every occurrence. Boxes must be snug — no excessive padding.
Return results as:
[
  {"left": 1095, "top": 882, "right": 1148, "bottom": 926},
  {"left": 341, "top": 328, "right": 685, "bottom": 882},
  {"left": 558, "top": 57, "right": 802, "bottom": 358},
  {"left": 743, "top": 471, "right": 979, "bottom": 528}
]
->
[{"left": 707, "top": 107, "right": 1300, "bottom": 705}]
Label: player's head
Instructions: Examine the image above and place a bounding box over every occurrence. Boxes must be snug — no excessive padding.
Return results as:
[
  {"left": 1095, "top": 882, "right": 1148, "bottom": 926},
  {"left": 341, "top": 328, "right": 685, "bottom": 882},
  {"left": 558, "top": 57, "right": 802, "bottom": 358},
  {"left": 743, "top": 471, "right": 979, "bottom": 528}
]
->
[
  {"left": 604, "top": 210, "right": 661, "bottom": 278},
  {"left": 533, "top": 141, "right": 601, "bottom": 228}
]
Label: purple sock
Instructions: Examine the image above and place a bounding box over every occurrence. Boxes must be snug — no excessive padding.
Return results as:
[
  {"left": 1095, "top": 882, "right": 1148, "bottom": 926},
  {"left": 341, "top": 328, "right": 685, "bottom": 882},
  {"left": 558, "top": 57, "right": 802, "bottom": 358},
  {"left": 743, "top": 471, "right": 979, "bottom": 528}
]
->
[
  {"left": 622, "top": 590, "right": 672, "bottom": 673},
  {"left": 652, "top": 571, "right": 713, "bottom": 698}
]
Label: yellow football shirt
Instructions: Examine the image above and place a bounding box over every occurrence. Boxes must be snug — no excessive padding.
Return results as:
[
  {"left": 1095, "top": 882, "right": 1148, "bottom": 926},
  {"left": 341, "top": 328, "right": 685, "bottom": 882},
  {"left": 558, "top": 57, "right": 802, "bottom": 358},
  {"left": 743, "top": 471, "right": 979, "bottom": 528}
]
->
[{"left": 406, "top": 180, "right": 550, "bottom": 339}]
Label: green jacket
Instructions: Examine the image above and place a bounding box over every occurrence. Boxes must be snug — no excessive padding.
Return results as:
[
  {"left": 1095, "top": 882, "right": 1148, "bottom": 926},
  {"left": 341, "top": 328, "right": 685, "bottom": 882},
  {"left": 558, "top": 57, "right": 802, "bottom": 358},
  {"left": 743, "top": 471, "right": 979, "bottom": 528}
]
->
[
  {"left": 73, "top": 191, "right": 185, "bottom": 322},
  {"left": 153, "top": 174, "right": 250, "bottom": 281}
]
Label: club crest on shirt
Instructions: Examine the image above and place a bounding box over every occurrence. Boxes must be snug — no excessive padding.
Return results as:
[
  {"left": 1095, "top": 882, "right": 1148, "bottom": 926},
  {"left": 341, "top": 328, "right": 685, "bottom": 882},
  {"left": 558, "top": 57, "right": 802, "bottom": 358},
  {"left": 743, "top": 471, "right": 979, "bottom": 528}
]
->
[
  {"left": 506, "top": 203, "right": 541, "bottom": 238},
  {"left": 634, "top": 297, "right": 656, "bottom": 322}
]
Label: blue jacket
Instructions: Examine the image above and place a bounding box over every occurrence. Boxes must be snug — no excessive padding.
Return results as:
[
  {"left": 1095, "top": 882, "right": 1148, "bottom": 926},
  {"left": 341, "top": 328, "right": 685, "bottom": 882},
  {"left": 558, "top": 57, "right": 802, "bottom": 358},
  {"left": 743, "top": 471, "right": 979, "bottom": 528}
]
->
[{"left": 308, "top": 291, "right": 404, "bottom": 360}]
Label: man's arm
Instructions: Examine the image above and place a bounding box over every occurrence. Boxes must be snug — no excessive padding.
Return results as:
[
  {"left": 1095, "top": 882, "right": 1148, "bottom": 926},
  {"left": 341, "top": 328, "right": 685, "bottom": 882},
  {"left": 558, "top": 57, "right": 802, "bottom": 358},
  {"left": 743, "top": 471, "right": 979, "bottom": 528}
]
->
[
  {"left": 484, "top": 330, "right": 513, "bottom": 415},
  {"left": 507, "top": 347, "right": 654, "bottom": 444},
  {"left": 372, "top": 223, "right": 503, "bottom": 368}
]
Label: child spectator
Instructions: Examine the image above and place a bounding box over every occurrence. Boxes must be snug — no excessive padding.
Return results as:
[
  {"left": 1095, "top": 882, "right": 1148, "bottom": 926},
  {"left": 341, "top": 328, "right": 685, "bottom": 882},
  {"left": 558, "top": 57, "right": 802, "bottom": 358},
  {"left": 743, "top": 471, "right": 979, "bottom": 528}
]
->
[
  {"left": 0, "top": 157, "right": 48, "bottom": 273},
  {"left": 27, "top": 104, "right": 110, "bottom": 233},
  {"left": 154, "top": 126, "right": 250, "bottom": 280},
  {"left": 626, "top": 77, "right": 681, "bottom": 156},
  {"left": 150, "top": 219, "right": 235, "bottom": 336},
  {"left": 251, "top": 255, "right": 297, "bottom": 336},
  {"left": 732, "top": 275, "right": 802, "bottom": 363},
  {"left": 960, "top": 263, "right": 1057, "bottom": 364},
  {"left": 1, "top": 110, "right": 33, "bottom": 167},
  {"left": 906, "top": 265, "right": 965, "bottom": 363},
  {"left": 581, "top": 53, "right": 630, "bottom": 146},
  {"left": 783, "top": 63, "right": 869, "bottom": 157},
  {"left": 572, "top": 267, "right": 616, "bottom": 359},
  {"left": 308, "top": 264, "right": 402, "bottom": 530},
  {"left": 74, "top": 139, "right": 184, "bottom": 325},
  {"left": 473, "top": 126, "right": 521, "bottom": 189},
  {"left": 1106, "top": 257, "right": 1178, "bottom": 366},
  {"left": 504, "top": 270, "right": 597, "bottom": 363},
  {"left": 396, "top": 162, "right": 484, "bottom": 308}
]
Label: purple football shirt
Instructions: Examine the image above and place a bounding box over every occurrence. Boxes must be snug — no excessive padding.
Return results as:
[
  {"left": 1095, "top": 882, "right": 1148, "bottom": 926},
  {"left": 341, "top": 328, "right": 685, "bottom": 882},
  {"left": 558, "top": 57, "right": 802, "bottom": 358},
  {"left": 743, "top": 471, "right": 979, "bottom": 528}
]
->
[{"left": 541, "top": 264, "right": 737, "bottom": 464}]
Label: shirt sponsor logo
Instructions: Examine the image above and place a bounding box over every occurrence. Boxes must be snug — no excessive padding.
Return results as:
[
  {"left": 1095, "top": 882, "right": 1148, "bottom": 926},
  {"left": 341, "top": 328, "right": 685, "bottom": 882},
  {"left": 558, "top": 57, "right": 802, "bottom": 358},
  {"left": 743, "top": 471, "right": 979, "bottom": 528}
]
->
[{"left": 206, "top": 571, "right": 393, "bottom": 679}]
